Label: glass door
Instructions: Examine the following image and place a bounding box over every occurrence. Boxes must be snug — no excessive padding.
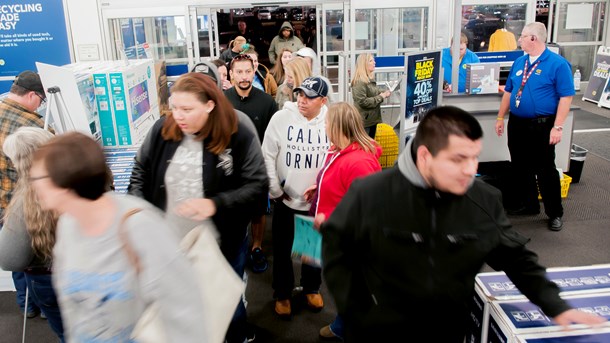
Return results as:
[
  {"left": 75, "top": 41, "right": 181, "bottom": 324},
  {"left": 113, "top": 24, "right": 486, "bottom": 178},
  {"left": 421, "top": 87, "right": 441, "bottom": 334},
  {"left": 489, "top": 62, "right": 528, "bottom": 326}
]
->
[
  {"left": 318, "top": 1, "right": 350, "bottom": 101},
  {"left": 552, "top": 0, "right": 607, "bottom": 81}
]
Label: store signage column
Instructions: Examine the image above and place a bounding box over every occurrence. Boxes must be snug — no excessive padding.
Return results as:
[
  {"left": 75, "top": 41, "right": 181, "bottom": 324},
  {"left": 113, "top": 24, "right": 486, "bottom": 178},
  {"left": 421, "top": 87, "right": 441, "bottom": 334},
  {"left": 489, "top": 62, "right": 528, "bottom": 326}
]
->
[
  {"left": 399, "top": 49, "right": 442, "bottom": 151},
  {"left": 0, "top": 0, "right": 71, "bottom": 93}
]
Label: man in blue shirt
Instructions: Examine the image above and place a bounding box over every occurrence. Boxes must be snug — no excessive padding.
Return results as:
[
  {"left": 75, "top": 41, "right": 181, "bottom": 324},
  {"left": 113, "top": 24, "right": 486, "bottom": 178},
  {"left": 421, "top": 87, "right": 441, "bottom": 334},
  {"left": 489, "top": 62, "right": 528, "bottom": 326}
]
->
[
  {"left": 442, "top": 32, "right": 480, "bottom": 93},
  {"left": 495, "top": 22, "right": 573, "bottom": 231}
]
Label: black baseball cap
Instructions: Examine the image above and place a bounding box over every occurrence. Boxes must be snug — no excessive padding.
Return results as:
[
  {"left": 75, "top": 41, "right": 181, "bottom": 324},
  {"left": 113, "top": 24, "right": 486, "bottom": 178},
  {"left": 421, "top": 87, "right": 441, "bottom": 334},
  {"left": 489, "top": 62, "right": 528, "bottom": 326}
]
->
[
  {"left": 293, "top": 76, "right": 329, "bottom": 98},
  {"left": 13, "top": 71, "right": 45, "bottom": 99}
]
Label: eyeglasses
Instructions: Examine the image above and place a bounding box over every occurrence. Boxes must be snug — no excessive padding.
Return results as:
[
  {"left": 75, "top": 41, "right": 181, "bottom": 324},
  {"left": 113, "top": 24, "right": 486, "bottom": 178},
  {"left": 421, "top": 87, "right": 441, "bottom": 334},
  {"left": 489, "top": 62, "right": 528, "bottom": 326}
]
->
[
  {"left": 35, "top": 92, "right": 46, "bottom": 104},
  {"left": 519, "top": 34, "right": 534, "bottom": 40},
  {"left": 28, "top": 175, "right": 49, "bottom": 182},
  {"left": 233, "top": 54, "right": 253, "bottom": 62}
]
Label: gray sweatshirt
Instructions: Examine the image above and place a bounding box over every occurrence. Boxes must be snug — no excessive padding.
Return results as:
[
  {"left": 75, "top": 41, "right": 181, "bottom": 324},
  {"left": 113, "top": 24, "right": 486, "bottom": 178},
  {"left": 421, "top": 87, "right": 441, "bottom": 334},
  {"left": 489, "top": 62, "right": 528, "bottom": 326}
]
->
[
  {"left": 0, "top": 195, "right": 46, "bottom": 271},
  {"left": 53, "top": 193, "right": 208, "bottom": 342}
]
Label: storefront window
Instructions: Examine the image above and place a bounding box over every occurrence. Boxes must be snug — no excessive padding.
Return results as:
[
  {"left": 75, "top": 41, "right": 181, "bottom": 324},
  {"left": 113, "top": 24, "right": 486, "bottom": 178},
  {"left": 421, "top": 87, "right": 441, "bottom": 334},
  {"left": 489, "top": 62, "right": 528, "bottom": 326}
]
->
[
  {"left": 400, "top": 8, "right": 428, "bottom": 51},
  {"left": 110, "top": 16, "right": 188, "bottom": 60},
  {"left": 461, "top": 4, "right": 526, "bottom": 52}
]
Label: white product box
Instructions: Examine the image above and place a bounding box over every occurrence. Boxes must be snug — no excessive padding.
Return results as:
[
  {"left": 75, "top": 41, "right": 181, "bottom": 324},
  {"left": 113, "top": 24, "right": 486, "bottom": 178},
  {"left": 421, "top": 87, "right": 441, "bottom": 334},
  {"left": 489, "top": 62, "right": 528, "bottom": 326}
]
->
[
  {"left": 517, "top": 327, "right": 610, "bottom": 342},
  {"left": 466, "top": 62, "right": 500, "bottom": 94},
  {"left": 97, "top": 59, "right": 160, "bottom": 146},
  {"left": 487, "top": 293, "right": 610, "bottom": 343},
  {"left": 467, "top": 264, "right": 610, "bottom": 343}
]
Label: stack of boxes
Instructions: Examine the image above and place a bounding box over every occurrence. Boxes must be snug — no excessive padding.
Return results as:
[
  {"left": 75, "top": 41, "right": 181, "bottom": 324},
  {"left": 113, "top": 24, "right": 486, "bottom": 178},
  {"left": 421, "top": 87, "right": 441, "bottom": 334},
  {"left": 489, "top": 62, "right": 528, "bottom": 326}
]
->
[
  {"left": 468, "top": 264, "right": 610, "bottom": 342},
  {"left": 56, "top": 59, "right": 169, "bottom": 191}
]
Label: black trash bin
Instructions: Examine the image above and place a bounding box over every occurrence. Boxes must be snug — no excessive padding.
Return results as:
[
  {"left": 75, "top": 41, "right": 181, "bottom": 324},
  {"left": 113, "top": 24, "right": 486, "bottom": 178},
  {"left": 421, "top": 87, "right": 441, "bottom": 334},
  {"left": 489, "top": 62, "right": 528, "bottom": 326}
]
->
[{"left": 565, "top": 144, "right": 588, "bottom": 183}]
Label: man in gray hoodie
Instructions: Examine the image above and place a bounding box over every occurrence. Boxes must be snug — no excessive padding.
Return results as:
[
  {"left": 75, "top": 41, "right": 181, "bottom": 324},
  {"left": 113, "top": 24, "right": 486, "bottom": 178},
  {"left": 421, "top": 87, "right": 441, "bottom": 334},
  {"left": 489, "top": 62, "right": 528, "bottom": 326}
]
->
[
  {"left": 322, "top": 106, "right": 605, "bottom": 342},
  {"left": 268, "top": 22, "right": 304, "bottom": 65}
]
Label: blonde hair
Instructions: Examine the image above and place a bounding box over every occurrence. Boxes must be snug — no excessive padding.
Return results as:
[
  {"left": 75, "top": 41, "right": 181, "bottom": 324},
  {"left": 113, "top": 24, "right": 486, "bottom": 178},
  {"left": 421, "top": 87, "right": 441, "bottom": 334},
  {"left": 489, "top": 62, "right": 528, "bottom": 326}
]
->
[
  {"left": 231, "top": 36, "right": 247, "bottom": 51},
  {"left": 284, "top": 58, "right": 312, "bottom": 101},
  {"left": 326, "top": 102, "right": 376, "bottom": 154},
  {"left": 351, "top": 53, "right": 374, "bottom": 86},
  {"left": 3, "top": 127, "right": 57, "bottom": 262}
]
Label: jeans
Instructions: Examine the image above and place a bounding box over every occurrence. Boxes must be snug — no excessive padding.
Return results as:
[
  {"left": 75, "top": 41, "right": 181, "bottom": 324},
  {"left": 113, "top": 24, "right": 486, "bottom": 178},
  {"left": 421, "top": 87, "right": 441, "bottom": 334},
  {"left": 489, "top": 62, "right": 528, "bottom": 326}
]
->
[
  {"left": 24, "top": 273, "right": 65, "bottom": 342},
  {"left": 222, "top": 233, "right": 249, "bottom": 343},
  {"left": 329, "top": 315, "right": 345, "bottom": 339},
  {"left": 12, "top": 272, "right": 38, "bottom": 313}
]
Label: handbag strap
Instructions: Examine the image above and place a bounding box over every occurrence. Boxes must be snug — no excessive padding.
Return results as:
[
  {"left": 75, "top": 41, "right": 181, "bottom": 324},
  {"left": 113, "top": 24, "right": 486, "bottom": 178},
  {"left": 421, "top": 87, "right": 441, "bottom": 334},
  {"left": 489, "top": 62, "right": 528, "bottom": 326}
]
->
[{"left": 118, "top": 208, "right": 143, "bottom": 275}]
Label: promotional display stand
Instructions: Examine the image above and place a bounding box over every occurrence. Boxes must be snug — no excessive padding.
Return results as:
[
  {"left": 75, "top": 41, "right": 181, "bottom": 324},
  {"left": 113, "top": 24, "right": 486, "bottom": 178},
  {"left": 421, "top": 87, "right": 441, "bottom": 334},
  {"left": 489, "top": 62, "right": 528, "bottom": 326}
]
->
[
  {"left": 399, "top": 49, "right": 442, "bottom": 151},
  {"left": 583, "top": 46, "right": 610, "bottom": 104}
]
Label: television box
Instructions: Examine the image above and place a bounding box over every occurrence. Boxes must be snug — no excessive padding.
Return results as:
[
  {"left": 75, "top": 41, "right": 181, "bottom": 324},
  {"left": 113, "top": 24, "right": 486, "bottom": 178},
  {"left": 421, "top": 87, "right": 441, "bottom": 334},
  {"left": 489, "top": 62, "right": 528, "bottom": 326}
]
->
[
  {"left": 517, "top": 327, "right": 610, "bottom": 342},
  {"left": 487, "top": 293, "right": 610, "bottom": 343},
  {"left": 468, "top": 264, "right": 610, "bottom": 343},
  {"left": 466, "top": 62, "right": 500, "bottom": 94},
  {"left": 98, "top": 59, "right": 160, "bottom": 146}
]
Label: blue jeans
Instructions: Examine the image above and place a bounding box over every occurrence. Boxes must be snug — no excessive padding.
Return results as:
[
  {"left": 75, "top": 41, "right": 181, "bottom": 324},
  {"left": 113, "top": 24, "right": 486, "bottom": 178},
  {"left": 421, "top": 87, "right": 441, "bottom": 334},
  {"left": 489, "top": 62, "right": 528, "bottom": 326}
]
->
[
  {"left": 330, "top": 314, "right": 345, "bottom": 339},
  {"left": 12, "top": 272, "right": 38, "bottom": 313},
  {"left": 24, "top": 273, "right": 64, "bottom": 342},
  {"left": 222, "top": 233, "right": 248, "bottom": 343}
]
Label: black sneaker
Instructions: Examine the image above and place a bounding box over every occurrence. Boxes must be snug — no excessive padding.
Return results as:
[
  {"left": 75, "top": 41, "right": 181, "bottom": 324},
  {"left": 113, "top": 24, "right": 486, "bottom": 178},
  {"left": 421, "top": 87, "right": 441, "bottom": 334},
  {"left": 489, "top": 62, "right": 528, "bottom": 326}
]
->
[{"left": 249, "top": 248, "right": 268, "bottom": 273}]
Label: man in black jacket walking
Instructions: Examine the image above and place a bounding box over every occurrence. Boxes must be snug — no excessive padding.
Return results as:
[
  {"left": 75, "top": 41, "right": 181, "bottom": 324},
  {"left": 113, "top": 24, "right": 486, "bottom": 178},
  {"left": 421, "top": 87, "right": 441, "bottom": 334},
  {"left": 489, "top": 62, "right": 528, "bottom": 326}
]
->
[
  {"left": 225, "top": 54, "right": 278, "bottom": 274},
  {"left": 322, "top": 106, "right": 605, "bottom": 342}
]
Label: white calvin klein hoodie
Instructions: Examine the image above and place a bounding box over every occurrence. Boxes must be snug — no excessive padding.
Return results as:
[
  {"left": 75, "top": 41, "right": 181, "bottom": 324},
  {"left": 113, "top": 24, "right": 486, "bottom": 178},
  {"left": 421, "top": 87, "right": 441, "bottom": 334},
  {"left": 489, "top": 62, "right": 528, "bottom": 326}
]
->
[{"left": 262, "top": 101, "right": 329, "bottom": 211}]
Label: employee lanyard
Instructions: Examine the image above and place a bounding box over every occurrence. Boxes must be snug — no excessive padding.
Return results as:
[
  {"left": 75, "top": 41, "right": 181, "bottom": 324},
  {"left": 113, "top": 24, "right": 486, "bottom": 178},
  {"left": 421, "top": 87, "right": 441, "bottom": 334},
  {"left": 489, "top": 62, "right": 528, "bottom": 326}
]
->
[{"left": 515, "top": 59, "right": 541, "bottom": 108}]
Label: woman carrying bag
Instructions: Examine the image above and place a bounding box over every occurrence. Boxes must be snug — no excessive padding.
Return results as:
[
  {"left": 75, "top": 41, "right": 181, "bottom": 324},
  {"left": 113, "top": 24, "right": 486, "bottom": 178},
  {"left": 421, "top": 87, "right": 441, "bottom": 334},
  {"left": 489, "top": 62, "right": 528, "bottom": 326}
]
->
[
  {"left": 128, "top": 72, "right": 269, "bottom": 343},
  {"left": 29, "top": 132, "right": 208, "bottom": 342}
]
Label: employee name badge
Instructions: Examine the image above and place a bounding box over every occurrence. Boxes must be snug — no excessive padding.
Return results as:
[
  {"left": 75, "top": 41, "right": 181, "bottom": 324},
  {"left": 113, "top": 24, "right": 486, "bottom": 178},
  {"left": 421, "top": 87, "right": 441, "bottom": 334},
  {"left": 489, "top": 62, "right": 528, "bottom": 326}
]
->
[{"left": 515, "top": 96, "right": 521, "bottom": 108}]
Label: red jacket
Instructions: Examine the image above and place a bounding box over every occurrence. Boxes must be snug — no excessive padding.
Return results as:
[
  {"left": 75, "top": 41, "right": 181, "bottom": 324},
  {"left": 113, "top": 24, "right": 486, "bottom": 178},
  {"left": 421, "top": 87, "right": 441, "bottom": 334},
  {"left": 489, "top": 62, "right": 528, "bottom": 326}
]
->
[{"left": 315, "top": 142, "right": 382, "bottom": 218}]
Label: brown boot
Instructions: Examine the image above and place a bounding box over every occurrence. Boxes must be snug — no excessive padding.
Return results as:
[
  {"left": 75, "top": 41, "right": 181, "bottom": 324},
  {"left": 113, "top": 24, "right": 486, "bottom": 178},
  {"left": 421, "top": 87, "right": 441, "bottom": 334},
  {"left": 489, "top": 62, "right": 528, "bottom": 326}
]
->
[
  {"left": 306, "top": 293, "right": 324, "bottom": 311},
  {"left": 274, "top": 299, "right": 291, "bottom": 317}
]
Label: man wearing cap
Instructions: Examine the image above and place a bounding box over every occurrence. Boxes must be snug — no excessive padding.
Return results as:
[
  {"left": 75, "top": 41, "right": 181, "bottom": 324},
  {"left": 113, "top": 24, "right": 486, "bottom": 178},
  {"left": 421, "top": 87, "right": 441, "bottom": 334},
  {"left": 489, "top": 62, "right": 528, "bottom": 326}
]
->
[
  {"left": 0, "top": 70, "right": 47, "bottom": 318},
  {"left": 261, "top": 76, "right": 329, "bottom": 317}
]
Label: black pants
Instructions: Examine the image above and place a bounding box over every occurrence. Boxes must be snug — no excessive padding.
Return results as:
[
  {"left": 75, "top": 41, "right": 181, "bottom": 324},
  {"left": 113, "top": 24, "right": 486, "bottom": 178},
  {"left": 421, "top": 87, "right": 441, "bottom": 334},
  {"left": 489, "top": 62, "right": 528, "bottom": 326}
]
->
[
  {"left": 507, "top": 115, "right": 563, "bottom": 218},
  {"left": 272, "top": 201, "right": 322, "bottom": 300}
]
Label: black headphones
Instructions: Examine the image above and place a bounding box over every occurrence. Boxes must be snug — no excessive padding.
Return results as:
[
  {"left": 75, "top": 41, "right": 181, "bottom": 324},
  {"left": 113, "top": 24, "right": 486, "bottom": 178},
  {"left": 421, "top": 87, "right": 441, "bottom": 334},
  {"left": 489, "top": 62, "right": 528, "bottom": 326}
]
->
[{"left": 531, "top": 36, "right": 535, "bottom": 41}]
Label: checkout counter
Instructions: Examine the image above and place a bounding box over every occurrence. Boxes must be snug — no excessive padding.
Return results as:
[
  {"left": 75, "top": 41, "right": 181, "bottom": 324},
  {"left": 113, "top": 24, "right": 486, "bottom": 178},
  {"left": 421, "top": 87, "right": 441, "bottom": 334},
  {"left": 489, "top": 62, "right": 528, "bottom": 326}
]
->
[{"left": 442, "top": 93, "right": 575, "bottom": 172}]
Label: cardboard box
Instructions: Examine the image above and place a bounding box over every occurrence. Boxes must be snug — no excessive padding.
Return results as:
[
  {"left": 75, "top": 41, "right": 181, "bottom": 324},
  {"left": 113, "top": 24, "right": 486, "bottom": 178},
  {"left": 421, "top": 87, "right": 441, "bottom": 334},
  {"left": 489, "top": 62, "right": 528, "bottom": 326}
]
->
[
  {"left": 487, "top": 293, "right": 610, "bottom": 342},
  {"left": 466, "top": 62, "right": 500, "bottom": 94},
  {"left": 468, "top": 264, "right": 610, "bottom": 342},
  {"left": 517, "top": 327, "right": 610, "bottom": 342},
  {"left": 96, "top": 59, "right": 159, "bottom": 146}
]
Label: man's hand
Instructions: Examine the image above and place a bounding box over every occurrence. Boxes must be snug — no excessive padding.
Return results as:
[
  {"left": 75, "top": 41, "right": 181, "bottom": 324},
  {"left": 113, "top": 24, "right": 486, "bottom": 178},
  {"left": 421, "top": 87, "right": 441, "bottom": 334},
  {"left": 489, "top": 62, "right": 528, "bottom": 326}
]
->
[
  {"left": 549, "top": 127, "right": 563, "bottom": 145},
  {"left": 553, "top": 309, "right": 607, "bottom": 328},
  {"left": 495, "top": 120, "right": 505, "bottom": 137}
]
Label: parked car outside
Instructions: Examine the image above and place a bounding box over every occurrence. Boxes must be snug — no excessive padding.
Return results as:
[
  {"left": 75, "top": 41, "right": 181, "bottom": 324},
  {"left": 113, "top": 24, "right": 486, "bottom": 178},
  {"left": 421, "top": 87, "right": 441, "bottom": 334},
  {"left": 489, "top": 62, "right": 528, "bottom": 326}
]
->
[{"left": 258, "top": 9, "right": 272, "bottom": 20}]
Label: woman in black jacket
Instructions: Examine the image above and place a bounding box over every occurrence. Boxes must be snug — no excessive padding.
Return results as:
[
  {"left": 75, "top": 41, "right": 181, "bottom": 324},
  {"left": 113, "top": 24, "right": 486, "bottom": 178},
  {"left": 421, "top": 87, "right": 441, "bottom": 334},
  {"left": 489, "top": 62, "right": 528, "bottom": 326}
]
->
[{"left": 128, "top": 72, "right": 268, "bottom": 343}]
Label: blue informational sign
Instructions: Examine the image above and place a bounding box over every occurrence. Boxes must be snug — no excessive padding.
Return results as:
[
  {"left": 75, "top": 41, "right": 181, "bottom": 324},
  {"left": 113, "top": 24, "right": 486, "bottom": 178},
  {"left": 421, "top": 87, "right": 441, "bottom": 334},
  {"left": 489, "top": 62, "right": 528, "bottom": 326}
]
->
[
  {"left": 404, "top": 50, "right": 442, "bottom": 123},
  {"left": 0, "top": 0, "right": 71, "bottom": 78}
]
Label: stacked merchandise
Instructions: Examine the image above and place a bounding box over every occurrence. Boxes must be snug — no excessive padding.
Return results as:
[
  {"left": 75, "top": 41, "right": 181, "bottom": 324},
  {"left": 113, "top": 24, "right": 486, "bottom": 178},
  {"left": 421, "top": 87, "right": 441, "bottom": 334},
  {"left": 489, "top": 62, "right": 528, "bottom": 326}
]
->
[
  {"left": 465, "top": 62, "right": 500, "bottom": 94},
  {"left": 374, "top": 123, "right": 399, "bottom": 168},
  {"left": 104, "top": 147, "right": 138, "bottom": 194},
  {"left": 468, "top": 264, "right": 610, "bottom": 342},
  {"left": 92, "top": 59, "right": 160, "bottom": 147},
  {"left": 61, "top": 62, "right": 103, "bottom": 141}
]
